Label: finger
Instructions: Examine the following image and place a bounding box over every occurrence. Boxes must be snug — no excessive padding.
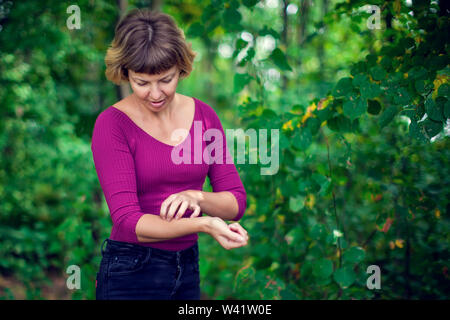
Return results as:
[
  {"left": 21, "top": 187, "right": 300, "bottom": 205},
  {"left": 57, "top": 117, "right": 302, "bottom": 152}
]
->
[
  {"left": 167, "top": 199, "right": 182, "bottom": 221},
  {"left": 174, "top": 201, "right": 189, "bottom": 220},
  {"left": 230, "top": 223, "right": 248, "bottom": 236},
  {"left": 226, "top": 236, "right": 247, "bottom": 249},
  {"left": 225, "top": 228, "right": 246, "bottom": 243},
  {"left": 189, "top": 205, "right": 201, "bottom": 218},
  {"left": 233, "top": 223, "right": 249, "bottom": 239},
  {"left": 229, "top": 224, "right": 248, "bottom": 240},
  {"left": 160, "top": 194, "right": 177, "bottom": 219}
]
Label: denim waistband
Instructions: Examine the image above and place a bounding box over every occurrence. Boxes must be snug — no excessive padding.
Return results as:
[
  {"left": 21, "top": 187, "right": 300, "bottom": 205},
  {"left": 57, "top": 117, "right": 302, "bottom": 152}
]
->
[{"left": 101, "top": 238, "right": 198, "bottom": 263}]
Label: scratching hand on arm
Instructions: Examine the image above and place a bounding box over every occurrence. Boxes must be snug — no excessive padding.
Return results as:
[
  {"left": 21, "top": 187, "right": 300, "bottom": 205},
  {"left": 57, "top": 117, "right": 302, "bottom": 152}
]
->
[
  {"left": 136, "top": 214, "right": 248, "bottom": 249},
  {"left": 158, "top": 190, "right": 249, "bottom": 249},
  {"left": 202, "top": 217, "right": 249, "bottom": 250},
  {"left": 159, "top": 190, "right": 202, "bottom": 221}
]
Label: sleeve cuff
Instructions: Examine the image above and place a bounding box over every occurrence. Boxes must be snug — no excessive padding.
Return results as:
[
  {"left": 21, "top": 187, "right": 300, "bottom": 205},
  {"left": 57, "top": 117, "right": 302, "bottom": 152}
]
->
[
  {"left": 228, "top": 190, "right": 247, "bottom": 221},
  {"left": 120, "top": 211, "right": 147, "bottom": 243}
]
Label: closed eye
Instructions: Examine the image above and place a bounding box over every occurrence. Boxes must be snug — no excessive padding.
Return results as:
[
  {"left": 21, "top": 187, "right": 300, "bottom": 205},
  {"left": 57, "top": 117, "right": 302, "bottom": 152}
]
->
[{"left": 137, "top": 79, "right": 172, "bottom": 86}]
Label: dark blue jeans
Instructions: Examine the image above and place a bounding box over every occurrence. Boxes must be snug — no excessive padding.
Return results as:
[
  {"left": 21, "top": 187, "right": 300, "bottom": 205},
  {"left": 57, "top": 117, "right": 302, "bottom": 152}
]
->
[{"left": 96, "top": 238, "right": 200, "bottom": 300}]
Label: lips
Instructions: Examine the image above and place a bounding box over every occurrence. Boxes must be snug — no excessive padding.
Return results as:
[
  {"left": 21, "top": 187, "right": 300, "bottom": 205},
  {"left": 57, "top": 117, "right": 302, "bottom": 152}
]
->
[{"left": 149, "top": 99, "right": 165, "bottom": 107}]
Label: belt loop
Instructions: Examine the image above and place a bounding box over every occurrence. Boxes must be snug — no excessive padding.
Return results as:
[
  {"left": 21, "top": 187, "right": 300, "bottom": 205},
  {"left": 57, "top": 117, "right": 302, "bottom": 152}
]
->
[{"left": 101, "top": 238, "right": 108, "bottom": 255}]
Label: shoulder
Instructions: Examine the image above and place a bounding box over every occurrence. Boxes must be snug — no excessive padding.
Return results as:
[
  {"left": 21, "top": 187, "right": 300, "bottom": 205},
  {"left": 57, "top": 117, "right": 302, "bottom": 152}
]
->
[
  {"left": 193, "top": 97, "right": 222, "bottom": 126},
  {"left": 94, "top": 103, "right": 130, "bottom": 127},
  {"left": 92, "top": 105, "right": 132, "bottom": 140}
]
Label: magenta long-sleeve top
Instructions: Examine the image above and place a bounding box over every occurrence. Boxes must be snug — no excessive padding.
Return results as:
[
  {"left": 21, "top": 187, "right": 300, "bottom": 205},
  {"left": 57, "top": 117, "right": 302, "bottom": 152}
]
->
[{"left": 90, "top": 97, "right": 247, "bottom": 251}]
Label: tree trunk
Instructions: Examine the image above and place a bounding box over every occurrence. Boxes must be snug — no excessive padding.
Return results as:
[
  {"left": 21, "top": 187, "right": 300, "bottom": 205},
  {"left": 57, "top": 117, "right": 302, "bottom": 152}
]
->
[
  {"left": 297, "top": 0, "right": 310, "bottom": 46},
  {"left": 116, "top": 0, "right": 131, "bottom": 100},
  {"left": 317, "top": 0, "right": 329, "bottom": 79},
  {"left": 281, "top": 0, "right": 289, "bottom": 91}
]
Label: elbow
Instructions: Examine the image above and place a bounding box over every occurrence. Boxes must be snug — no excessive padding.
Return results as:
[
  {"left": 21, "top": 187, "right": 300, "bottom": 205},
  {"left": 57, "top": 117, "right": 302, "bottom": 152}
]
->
[
  {"left": 231, "top": 190, "right": 247, "bottom": 222},
  {"left": 113, "top": 210, "right": 146, "bottom": 243}
]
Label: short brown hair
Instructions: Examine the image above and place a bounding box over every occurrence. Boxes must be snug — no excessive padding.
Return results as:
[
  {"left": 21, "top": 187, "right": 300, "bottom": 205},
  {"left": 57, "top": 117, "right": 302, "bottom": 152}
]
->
[{"left": 105, "top": 9, "right": 196, "bottom": 85}]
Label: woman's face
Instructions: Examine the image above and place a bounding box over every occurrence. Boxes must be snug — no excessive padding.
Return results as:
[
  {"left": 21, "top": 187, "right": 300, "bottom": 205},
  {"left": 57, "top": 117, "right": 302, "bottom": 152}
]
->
[{"left": 128, "top": 65, "right": 180, "bottom": 111}]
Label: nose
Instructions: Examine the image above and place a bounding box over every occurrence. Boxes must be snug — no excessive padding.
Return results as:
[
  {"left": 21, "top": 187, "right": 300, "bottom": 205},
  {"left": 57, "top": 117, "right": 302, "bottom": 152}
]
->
[{"left": 147, "top": 88, "right": 163, "bottom": 101}]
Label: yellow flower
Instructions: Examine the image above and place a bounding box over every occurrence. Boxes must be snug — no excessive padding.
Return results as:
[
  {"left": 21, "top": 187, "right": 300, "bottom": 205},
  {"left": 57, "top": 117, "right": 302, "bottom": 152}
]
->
[
  {"left": 395, "top": 239, "right": 404, "bottom": 248},
  {"left": 435, "top": 208, "right": 441, "bottom": 219},
  {"left": 301, "top": 103, "right": 317, "bottom": 124},
  {"left": 433, "top": 74, "right": 448, "bottom": 99},
  {"left": 305, "top": 194, "right": 316, "bottom": 209},
  {"left": 282, "top": 119, "right": 294, "bottom": 131}
]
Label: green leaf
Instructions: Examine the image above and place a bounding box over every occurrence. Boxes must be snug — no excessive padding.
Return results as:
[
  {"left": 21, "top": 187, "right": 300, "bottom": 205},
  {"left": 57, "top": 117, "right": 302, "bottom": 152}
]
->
[
  {"left": 370, "top": 66, "right": 387, "bottom": 81},
  {"left": 444, "top": 100, "right": 450, "bottom": 119},
  {"left": 298, "top": 179, "right": 314, "bottom": 193},
  {"left": 205, "top": 17, "right": 221, "bottom": 34},
  {"left": 422, "top": 118, "right": 443, "bottom": 138},
  {"left": 380, "top": 56, "right": 392, "bottom": 71},
  {"left": 187, "top": 22, "right": 204, "bottom": 38},
  {"left": 393, "top": 87, "right": 411, "bottom": 105},
  {"left": 258, "top": 25, "right": 280, "bottom": 39},
  {"left": 279, "top": 131, "right": 290, "bottom": 150},
  {"left": 312, "top": 259, "right": 333, "bottom": 279},
  {"left": 235, "top": 38, "right": 248, "bottom": 52},
  {"left": 425, "top": 97, "right": 444, "bottom": 121},
  {"left": 333, "top": 77, "right": 353, "bottom": 97},
  {"left": 350, "top": 62, "right": 367, "bottom": 76},
  {"left": 233, "top": 73, "right": 252, "bottom": 93},
  {"left": 285, "top": 226, "right": 304, "bottom": 246},
  {"left": 300, "top": 260, "right": 313, "bottom": 276},
  {"left": 343, "top": 246, "right": 366, "bottom": 264},
  {"left": 409, "top": 120, "right": 428, "bottom": 142},
  {"left": 428, "top": 55, "right": 448, "bottom": 72},
  {"left": 366, "top": 54, "right": 377, "bottom": 67},
  {"left": 269, "top": 48, "right": 292, "bottom": 71},
  {"left": 289, "top": 195, "right": 305, "bottom": 212},
  {"left": 327, "top": 115, "right": 352, "bottom": 132},
  {"left": 223, "top": 8, "right": 242, "bottom": 26},
  {"left": 242, "top": 0, "right": 259, "bottom": 8},
  {"left": 414, "top": 79, "right": 427, "bottom": 94},
  {"left": 238, "top": 47, "right": 255, "bottom": 66},
  {"left": 408, "top": 66, "right": 428, "bottom": 80},
  {"left": 343, "top": 96, "right": 366, "bottom": 120},
  {"left": 292, "top": 127, "right": 312, "bottom": 150},
  {"left": 312, "top": 173, "right": 331, "bottom": 196},
  {"left": 333, "top": 267, "right": 356, "bottom": 289},
  {"left": 367, "top": 99, "right": 381, "bottom": 115},
  {"left": 316, "top": 106, "right": 334, "bottom": 121},
  {"left": 310, "top": 225, "right": 326, "bottom": 240},
  {"left": 261, "top": 108, "right": 278, "bottom": 120},
  {"left": 304, "top": 117, "right": 321, "bottom": 135},
  {"left": 352, "top": 74, "right": 369, "bottom": 87},
  {"left": 280, "top": 288, "right": 298, "bottom": 299},
  {"left": 360, "top": 81, "right": 381, "bottom": 99},
  {"left": 438, "top": 83, "right": 449, "bottom": 98},
  {"left": 379, "top": 105, "right": 400, "bottom": 128}
]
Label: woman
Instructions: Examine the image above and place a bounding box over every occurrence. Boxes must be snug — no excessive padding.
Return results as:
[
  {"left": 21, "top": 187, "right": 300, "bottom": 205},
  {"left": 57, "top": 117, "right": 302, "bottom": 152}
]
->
[{"left": 91, "top": 8, "right": 249, "bottom": 300}]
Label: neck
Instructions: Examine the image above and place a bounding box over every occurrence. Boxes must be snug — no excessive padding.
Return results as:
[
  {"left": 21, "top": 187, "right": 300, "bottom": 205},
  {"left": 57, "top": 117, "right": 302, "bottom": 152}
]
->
[{"left": 133, "top": 93, "right": 178, "bottom": 122}]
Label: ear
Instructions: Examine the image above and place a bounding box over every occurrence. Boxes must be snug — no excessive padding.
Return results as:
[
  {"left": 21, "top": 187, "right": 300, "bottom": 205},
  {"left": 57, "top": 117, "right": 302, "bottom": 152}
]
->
[{"left": 122, "top": 66, "right": 130, "bottom": 80}]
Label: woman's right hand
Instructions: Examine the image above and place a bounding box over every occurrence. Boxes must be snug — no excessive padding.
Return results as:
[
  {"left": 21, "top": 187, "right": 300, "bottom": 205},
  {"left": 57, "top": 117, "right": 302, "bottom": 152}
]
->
[{"left": 205, "top": 217, "right": 249, "bottom": 250}]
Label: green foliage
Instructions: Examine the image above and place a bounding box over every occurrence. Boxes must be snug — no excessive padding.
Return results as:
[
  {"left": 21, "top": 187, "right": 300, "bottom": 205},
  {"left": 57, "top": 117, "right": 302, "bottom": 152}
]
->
[
  {"left": 1, "top": 0, "right": 448, "bottom": 300},
  {"left": 196, "top": 0, "right": 449, "bottom": 301}
]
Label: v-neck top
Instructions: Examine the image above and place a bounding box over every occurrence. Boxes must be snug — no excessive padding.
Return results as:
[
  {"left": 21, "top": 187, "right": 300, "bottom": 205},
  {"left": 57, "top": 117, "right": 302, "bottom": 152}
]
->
[
  {"left": 110, "top": 97, "right": 198, "bottom": 148},
  {"left": 90, "top": 97, "right": 247, "bottom": 251}
]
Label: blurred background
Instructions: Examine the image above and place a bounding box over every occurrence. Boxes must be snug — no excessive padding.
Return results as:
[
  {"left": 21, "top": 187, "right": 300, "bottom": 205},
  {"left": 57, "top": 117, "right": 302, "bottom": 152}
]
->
[{"left": 0, "top": 0, "right": 448, "bottom": 300}]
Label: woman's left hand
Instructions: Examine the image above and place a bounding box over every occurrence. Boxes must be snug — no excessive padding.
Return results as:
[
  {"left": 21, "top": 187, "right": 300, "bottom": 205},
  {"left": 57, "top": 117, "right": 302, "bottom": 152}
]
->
[{"left": 160, "top": 190, "right": 202, "bottom": 221}]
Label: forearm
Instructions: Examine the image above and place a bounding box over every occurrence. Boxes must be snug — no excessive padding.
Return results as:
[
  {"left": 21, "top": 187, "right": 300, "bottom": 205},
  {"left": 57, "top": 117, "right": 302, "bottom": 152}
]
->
[
  {"left": 135, "top": 213, "right": 209, "bottom": 243},
  {"left": 194, "top": 190, "right": 239, "bottom": 221}
]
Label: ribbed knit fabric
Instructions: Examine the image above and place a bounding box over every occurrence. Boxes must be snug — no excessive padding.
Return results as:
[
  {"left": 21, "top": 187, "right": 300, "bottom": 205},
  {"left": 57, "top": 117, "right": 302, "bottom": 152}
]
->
[{"left": 90, "top": 97, "right": 247, "bottom": 251}]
